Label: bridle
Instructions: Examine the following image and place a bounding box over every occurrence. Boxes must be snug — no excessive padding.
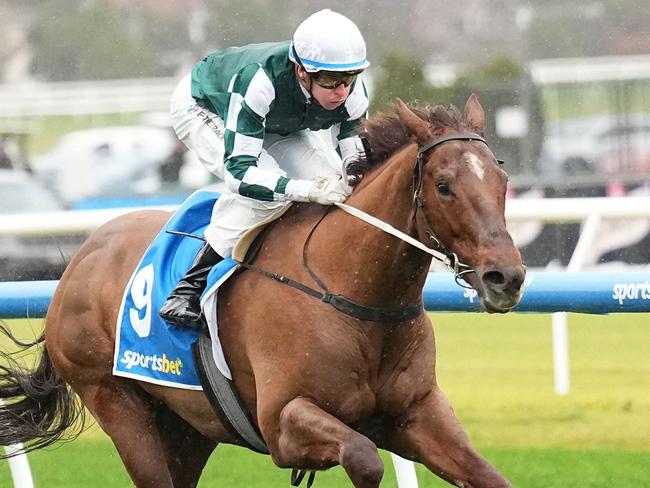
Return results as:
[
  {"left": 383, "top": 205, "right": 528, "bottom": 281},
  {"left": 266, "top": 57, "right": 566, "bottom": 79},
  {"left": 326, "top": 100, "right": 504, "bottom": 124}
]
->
[
  {"left": 411, "top": 132, "right": 489, "bottom": 287},
  {"left": 336, "top": 132, "right": 493, "bottom": 288},
  {"left": 237, "top": 132, "right": 497, "bottom": 322}
]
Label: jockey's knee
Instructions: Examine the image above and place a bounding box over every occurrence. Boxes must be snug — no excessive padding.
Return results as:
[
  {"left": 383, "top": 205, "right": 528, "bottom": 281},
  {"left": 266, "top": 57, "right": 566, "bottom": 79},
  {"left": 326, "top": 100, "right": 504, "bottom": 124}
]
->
[{"left": 205, "top": 193, "right": 289, "bottom": 258}]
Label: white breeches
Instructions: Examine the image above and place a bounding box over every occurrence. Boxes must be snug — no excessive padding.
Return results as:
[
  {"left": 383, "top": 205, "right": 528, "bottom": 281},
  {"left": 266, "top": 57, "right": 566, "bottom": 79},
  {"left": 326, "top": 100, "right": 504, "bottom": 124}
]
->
[{"left": 170, "top": 75, "right": 342, "bottom": 257}]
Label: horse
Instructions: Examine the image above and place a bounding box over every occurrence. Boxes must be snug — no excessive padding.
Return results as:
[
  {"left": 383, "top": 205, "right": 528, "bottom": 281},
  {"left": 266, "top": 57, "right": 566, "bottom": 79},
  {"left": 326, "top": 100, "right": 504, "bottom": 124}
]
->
[{"left": 0, "top": 95, "right": 525, "bottom": 488}]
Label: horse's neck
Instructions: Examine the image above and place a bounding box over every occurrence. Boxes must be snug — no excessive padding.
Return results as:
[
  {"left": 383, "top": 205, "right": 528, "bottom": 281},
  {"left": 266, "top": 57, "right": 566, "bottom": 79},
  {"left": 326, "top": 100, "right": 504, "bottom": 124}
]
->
[{"left": 312, "top": 146, "right": 432, "bottom": 308}]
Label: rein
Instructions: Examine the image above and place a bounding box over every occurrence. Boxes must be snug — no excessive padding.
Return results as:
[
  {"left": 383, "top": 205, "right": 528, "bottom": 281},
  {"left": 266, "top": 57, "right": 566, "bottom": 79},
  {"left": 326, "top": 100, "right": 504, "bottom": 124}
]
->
[{"left": 237, "top": 132, "right": 491, "bottom": 322}]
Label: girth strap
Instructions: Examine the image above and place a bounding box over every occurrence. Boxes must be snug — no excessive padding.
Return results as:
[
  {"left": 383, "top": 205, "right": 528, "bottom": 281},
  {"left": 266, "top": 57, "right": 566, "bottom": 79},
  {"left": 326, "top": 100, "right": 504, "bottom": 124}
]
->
[{"left": 191, "top": 330, "right": 269, "bottom": 454}]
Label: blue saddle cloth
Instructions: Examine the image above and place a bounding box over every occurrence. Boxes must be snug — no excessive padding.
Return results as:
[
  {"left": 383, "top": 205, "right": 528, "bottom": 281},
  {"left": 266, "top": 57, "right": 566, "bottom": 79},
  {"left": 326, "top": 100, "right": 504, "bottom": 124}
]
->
[{"left": 113, "top": 190, "right": 237, "bottom": 389}]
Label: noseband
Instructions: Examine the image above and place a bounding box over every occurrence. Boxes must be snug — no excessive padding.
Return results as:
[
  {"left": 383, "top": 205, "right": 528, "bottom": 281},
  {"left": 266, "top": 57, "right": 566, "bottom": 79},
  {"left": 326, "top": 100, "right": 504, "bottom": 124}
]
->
[{"left": 413, "top": 133, "right": 488, "bottom": 287}]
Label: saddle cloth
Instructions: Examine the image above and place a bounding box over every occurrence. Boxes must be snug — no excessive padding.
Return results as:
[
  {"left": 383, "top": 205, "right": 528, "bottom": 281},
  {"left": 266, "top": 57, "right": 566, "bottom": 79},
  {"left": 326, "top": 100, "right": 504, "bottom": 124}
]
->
[
  {"left": 113, "top": 190, "right": 238, "bottom": 389},
  {"left": 112, "top": 190, "right": 292, "bottom": 388}
]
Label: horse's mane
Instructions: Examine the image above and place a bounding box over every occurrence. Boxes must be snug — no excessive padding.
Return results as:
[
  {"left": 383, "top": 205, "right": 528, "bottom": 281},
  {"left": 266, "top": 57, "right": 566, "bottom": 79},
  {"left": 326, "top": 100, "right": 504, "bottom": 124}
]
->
[{"left": 357, "top": 103, "right": 465, "bottom": 172}]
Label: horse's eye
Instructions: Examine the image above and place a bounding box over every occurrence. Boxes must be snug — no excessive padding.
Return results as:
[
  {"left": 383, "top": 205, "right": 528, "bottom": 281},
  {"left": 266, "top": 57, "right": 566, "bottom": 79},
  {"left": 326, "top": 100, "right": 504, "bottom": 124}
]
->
[{"left": 436, "top": 181, "right": 451, "bottom": 196}]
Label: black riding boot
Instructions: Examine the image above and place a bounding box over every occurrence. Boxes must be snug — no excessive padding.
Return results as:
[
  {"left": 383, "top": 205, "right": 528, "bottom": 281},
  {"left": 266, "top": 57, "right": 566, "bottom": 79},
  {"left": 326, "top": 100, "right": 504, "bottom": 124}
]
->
[{"left": 159, "top": 242, "right": 222, "bottom": 328}]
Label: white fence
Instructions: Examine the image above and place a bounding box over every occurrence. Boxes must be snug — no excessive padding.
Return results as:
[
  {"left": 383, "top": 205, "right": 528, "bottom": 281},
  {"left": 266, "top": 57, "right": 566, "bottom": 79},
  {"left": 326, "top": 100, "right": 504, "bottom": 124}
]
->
[
  {"left": 2, "top": 195, "right": 649, "bottom": 234},
  {"left": 0, "top": 78, "right": 177, "bottom": 117}
]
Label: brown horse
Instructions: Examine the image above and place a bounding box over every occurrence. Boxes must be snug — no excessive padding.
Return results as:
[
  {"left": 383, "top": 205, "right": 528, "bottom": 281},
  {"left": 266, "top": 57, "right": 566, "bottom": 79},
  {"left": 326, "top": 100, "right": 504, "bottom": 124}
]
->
[{"left": 0, "top": 95, "right": 525, "bottom": 487}]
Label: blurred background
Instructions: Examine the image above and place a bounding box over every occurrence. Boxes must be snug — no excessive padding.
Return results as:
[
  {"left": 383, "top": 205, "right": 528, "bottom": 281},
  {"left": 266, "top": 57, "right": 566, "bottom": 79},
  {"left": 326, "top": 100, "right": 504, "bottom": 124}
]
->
[{"left": 0, "top": 0, "right": 649, "bottom": 279}]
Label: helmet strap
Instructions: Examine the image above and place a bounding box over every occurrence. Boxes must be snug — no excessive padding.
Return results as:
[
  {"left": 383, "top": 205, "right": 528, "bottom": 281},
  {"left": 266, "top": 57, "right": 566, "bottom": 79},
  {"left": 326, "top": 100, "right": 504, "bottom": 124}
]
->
[
  {"left": 291, "top": 39, "right": 317, "bottom": 104},
  {"left": 293, "top": 66, "right": 320, "bottom": 108},
  {"left": 291, "top": 39, "right": 331, "bottom": 109}
]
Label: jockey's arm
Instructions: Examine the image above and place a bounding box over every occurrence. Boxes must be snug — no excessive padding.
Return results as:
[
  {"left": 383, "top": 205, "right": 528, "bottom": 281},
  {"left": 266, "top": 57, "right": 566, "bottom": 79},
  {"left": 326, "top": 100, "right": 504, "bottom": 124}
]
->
[
  {"left": 221, "top": 64, "right": 354, "bottom": 204},
  {"left": 221, "top": 64, "right": 299, "bottom": 202}
]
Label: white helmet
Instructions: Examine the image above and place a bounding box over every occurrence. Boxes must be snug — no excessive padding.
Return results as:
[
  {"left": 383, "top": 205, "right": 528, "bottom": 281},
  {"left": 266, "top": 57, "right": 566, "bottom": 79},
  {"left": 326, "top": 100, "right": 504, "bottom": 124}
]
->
[{"left": 289, "top": 9, "right": 370, "bottom": 73}]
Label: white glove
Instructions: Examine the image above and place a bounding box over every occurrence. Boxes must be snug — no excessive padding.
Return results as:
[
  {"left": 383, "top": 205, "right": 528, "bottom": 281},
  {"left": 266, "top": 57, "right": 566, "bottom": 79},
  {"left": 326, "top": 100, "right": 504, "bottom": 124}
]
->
[
  {"left": 285, "top": 177, "right": 351, "bottom": 205},
  {"left": 308, "top": 177, "right": 352, "bottom": 205}
]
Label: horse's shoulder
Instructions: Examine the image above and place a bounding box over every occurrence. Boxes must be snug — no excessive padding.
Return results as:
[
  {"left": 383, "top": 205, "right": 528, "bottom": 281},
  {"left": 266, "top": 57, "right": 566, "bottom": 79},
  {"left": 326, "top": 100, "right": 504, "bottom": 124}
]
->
[{"left": 262, "top": 203, "right": 327, "bottom": 244}]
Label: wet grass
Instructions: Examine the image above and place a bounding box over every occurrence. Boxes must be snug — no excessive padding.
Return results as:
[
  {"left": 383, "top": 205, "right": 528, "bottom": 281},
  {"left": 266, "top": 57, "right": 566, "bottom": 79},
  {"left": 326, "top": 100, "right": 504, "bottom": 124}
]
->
[
  {"left": 1, "top": 312, "right": 649, "bottom": 486},
  {"left": 2, "top": 439, "right": 648, "bottom": 487}
]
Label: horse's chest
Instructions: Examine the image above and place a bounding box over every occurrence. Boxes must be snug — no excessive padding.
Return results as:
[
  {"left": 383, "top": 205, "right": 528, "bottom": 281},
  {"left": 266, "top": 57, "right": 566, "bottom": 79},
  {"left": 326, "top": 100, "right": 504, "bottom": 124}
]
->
[{"left": 328, "top": 379, "right": 377, "bottom": 425}]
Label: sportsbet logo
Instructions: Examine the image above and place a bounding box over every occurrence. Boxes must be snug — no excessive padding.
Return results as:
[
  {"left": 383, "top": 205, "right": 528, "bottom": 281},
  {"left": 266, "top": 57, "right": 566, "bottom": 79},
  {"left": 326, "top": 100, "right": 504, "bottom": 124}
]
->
[
  {"left": 612, "top": 281, "right": 650, "bottom": 305},
  {"left": 121, "top": 350, "right": 184, "bottom": 376}
]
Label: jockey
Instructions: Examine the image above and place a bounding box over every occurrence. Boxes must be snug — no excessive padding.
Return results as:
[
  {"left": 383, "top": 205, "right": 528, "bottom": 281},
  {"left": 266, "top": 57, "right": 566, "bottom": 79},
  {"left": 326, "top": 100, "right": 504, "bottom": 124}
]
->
[{"left": 160, "top": 9, "right": 370, "bottom": 328}]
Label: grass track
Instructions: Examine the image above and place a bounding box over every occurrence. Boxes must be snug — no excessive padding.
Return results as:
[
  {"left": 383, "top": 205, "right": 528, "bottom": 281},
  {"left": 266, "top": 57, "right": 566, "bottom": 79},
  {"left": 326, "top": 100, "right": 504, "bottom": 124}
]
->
[
  {"left": 2, "top": 440, "right": 649, "bottom": 487},
  {"left": 1, "top": 312, "right": 649, "bottom": 486}
]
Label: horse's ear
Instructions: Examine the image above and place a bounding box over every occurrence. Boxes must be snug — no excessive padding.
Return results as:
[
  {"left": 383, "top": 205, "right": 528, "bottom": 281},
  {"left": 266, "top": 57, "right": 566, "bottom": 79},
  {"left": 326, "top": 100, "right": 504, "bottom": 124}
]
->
[
  {"left": 463, "top": 93, "right": 485, "bottom": 137},
  {"left": 395, "top": 98, "right": 430, "bottom": 142}
]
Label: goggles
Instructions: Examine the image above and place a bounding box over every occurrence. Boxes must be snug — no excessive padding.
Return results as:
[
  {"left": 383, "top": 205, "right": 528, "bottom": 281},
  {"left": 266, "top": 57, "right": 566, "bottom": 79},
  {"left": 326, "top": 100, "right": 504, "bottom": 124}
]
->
[{"left": 310, "top": 70, "right": 362, "bottom": 89}]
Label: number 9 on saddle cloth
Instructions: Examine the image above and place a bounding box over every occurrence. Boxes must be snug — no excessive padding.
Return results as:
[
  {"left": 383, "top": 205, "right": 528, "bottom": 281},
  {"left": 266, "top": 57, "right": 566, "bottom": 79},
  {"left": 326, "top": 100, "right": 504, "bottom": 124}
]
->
[{"left": 113, "top": 190, "right": 241, "bottom": 389}]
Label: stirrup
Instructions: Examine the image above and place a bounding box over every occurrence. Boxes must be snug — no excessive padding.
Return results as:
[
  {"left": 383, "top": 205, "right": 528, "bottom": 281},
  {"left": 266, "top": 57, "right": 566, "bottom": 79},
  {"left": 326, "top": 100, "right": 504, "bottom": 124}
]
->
[{"left": 291, "top": 469, "right": 316, "bottom": 488}]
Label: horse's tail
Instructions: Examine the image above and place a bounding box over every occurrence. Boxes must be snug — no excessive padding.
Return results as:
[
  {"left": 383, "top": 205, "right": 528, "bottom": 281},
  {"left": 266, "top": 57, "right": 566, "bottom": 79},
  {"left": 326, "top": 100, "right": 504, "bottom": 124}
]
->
[{"left": 0, "top": 321, "right": 85, "bottom": 459}]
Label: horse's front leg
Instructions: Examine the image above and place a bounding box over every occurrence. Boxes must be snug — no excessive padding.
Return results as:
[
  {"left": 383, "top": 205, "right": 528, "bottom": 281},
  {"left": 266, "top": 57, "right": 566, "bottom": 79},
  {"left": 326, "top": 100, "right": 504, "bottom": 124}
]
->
[
  {"left": 385, "top": 386, "right": 512, "bottom": 488},
  {"left": 262, "top": 397, "right": 384, "bottom": 488}
]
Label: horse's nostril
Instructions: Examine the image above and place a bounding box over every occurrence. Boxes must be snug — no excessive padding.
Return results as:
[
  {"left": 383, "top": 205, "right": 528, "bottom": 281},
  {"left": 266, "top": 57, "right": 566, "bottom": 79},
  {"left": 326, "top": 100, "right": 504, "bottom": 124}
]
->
[
  {"left": 482, "top": 270, "right": 505, "bottom": 286},
  {"left": 512, "top": 269, "right": 525, "bottom": 289}
]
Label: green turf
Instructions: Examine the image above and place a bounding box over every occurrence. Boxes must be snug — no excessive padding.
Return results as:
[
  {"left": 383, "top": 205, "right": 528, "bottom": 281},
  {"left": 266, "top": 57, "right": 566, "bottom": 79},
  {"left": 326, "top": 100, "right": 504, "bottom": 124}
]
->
[
  {"left": 1, "top": 440, "right": 648, "bottom": 487},
  {"left": 433, "top": 312, "right": 650, "bottom": 451},
  {"left": 1, "top": 312, "right": 649, "bottom": 486}
]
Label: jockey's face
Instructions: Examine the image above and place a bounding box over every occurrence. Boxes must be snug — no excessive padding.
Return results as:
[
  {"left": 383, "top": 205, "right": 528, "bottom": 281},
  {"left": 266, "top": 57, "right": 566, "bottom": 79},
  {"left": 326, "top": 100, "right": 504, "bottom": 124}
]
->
[{"left": 295, "top": 66, "right": 355, "bottom": 110}]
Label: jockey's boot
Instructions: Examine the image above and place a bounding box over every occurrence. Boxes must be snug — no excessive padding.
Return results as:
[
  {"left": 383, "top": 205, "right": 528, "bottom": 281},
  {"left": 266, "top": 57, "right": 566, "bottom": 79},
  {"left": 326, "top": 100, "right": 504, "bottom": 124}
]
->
[{"left": 159, "top": 242, "right": 222, "bottom": 328}]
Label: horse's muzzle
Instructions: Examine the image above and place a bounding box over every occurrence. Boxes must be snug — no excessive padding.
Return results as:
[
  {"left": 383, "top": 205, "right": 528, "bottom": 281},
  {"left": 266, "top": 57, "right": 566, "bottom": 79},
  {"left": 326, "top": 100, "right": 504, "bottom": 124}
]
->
[{"left": 477, "top": 264, "right": 527, "bottom": 313}]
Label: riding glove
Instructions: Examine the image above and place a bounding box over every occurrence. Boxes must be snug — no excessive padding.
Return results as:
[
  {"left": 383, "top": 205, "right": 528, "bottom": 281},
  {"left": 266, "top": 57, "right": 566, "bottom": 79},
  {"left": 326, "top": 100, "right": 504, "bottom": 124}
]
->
[{"left": 285, "top": 177, "right": 351, "bottom": 205}]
